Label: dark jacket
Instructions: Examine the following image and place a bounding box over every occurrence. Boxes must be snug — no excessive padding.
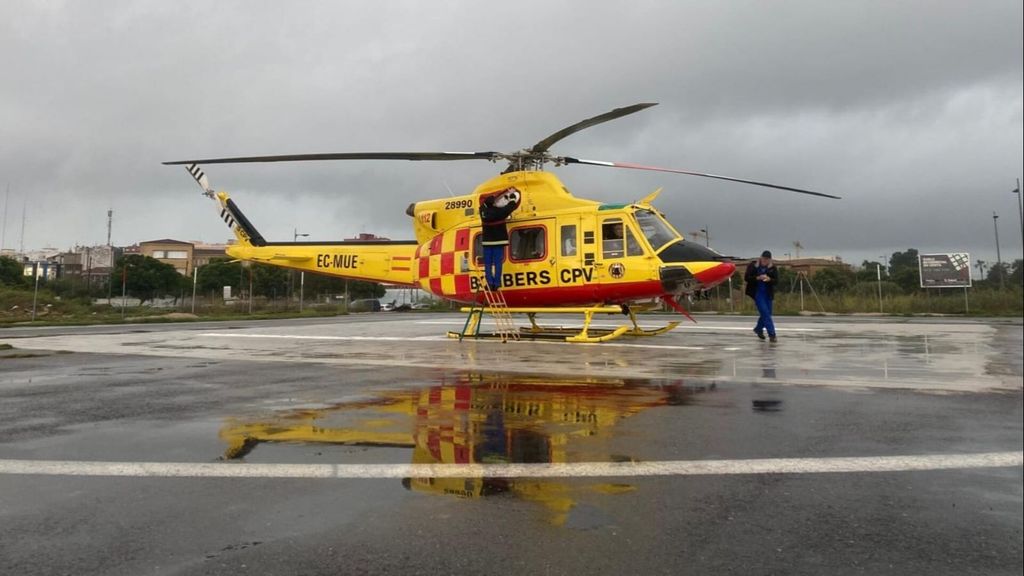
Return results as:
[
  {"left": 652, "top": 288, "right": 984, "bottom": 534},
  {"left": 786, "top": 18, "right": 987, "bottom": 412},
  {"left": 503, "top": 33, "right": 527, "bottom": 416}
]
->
[
  {"left": 744, "top": 260, "right": 778, "bottom": 300},
  {"left": 479, "top": 197, "right": 520, "bottom": 245}
]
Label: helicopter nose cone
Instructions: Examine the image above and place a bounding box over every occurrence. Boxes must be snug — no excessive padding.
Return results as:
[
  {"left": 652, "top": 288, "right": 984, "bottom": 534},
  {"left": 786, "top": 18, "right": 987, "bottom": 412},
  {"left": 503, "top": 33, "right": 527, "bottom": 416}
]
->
[
  {"left": 688, "top": 261, "right": 736, "bottom": 287},
  {"left": 657, "top": 241, "right": 735, "bottom": 292}
]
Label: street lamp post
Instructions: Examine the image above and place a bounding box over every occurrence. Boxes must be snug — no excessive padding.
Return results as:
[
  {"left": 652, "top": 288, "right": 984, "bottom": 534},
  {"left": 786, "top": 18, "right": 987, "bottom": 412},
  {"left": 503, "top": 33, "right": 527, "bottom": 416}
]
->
[
  {"left": 31, "top": 264, "right": 41, "bottom": 321},
  {"left": 294, "top": 228, "right": 309, "bottom": 311},
  {"left": 191, "top": 263, "right": 201, "bottom": 314},
  {"left": 876, "top": 264, "right": 883, "bottom": 313},
  {"left": 993, "top": 212, "right": 1004, "bottom": 289},
  {"left": 699, "top": 227, "right": 710, "bottom": 248}
]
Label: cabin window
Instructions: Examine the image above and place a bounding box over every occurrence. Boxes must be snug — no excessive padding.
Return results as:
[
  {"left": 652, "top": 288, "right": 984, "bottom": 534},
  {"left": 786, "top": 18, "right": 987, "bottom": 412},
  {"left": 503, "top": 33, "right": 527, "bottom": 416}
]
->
[
  {"left": 560, "top": 224, "right": 577, "bottom": 257},
  {"left": 601, "top": 219, "right": 644, "bottom": 259},
  {"left": 602, "top": 220, "right": 624, "bottom": 258},
  {"left": 509, "top": 226, "right": 546, "bottom": 262}
]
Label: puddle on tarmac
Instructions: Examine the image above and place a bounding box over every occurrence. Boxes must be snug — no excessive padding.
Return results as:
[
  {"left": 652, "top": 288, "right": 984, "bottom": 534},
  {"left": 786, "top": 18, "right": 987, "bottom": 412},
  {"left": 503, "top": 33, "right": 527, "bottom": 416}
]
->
[{"left": 219, "top": 372, "right": 717, "bottom": 526}]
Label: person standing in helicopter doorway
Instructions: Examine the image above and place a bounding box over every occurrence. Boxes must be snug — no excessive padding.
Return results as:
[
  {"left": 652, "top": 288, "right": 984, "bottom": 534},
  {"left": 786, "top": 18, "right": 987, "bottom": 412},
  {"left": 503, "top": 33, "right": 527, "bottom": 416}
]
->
[
  {"left": 745, "top": 250, "right": 779, "bottom": 343},
  {"left": 479, "top": 187, "right": 522, "bottom": 291}
]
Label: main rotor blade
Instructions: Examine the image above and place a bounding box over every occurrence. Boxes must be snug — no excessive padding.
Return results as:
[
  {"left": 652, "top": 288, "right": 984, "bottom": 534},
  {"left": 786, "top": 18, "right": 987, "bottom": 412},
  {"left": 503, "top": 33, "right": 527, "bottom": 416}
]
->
[
  {"left": 528, "top": 103, "right": 658, "bottom": 155},
  {"left": 562, "top": 157, "right": 841, "bottom": 199},
  {"left": 163, "top": 151, "right": 500, "bottom": 165}
]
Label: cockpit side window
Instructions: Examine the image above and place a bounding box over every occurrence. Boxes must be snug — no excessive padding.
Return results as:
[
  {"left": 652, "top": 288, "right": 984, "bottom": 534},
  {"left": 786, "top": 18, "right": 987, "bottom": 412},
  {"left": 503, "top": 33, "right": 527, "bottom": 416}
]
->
[{"left": 634, "top": 209, "right": 679, "bottom": 252}]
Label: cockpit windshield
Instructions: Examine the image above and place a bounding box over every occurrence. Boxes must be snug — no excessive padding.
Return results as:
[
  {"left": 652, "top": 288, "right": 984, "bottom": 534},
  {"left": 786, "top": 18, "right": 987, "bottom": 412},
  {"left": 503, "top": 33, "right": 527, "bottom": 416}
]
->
[{"left": 634, "top": 209, "right": 680, "bottom": 252}]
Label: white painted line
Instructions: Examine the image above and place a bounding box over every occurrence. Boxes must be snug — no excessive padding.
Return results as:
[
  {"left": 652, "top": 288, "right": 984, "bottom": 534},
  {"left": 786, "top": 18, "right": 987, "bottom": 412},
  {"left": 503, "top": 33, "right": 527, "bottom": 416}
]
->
[
  {"left": 1, "top": 452, "right": 1019, "bottom": 479},
  {"left": 199, "top": 333, "right": 445, "bottom": 342}
]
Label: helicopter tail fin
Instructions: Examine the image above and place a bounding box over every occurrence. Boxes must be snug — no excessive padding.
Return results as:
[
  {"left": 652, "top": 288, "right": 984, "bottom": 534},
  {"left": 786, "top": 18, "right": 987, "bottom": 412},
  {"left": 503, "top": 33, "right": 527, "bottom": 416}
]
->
[
  {"left": 216, "top": 192, "right": 268, "bottom": 247},
  {"left": 181, "top": 164, "right": 267, "bottom": 247}
]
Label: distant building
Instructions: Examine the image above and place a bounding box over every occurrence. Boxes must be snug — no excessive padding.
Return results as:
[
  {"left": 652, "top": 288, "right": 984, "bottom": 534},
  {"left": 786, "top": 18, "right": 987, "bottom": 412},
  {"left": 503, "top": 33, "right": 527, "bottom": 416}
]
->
[
  {"left": 776, "top": 256, "right": 851, "bottom": 275},
  {"left": 21, "top": 247, "right": 63, "bottom": 280},
  {"left": 55, "top": 245, "right": 120, "bottom": 287},
  {"left": 346, "top": 233, "right": 391, "bottom": 241},
  {"left": 23, "top": 260, "right": 61, "bottom": 281},
  {"left": 192, "top": 242, "right": 229, "bottom": 268},
  {"left": 138, "top": 239, "right": 193, "bottom": 275},
  {"left": 137, "top": 239, "right": 226, "bottom": 276}
]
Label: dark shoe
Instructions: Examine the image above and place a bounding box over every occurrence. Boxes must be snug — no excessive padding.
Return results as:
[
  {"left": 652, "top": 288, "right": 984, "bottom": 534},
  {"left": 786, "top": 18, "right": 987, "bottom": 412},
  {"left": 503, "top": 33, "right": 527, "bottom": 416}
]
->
[
  {"left": 754, "top": 329, "right": 766, "bottom": 340},
  {"left": 769, "top": 335, "right": 778, "bottom": 343}
]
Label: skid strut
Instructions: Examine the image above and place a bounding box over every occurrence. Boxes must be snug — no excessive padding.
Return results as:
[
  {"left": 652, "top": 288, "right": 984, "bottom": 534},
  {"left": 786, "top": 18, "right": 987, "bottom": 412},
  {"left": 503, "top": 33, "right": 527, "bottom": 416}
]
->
[{"left": 449, "top": 301, "right": 681, "bottom": 343}]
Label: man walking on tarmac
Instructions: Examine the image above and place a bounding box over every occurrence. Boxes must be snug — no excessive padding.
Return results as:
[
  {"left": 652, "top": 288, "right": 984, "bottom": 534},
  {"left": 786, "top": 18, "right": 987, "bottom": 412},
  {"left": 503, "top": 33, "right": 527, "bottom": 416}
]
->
[
  {"left": 745, "top": 250, "right": 779, "bottom": 342},
  {"left": 479, "top": 187, "right": 521, "bottom": 291}
]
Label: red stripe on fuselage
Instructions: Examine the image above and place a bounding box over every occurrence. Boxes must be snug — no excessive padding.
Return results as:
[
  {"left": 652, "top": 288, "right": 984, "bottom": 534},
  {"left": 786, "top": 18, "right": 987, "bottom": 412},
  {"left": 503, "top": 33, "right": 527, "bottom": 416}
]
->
[{"left": 449, "top": 280, "right": 666, "bottom": 307}]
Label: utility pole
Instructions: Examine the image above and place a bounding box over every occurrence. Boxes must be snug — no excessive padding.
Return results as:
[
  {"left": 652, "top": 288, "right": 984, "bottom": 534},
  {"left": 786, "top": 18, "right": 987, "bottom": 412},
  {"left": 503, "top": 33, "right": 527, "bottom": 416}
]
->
[
  {"left": 107, "top": 209, "right": 114, "bottom": 303},
  {"left": 121, "top": 266, "right": 127, "bottom": 320},
  {"left": 993, "top": 212, "right": 1004, "bottom": 289},
  {"left": 1013, "top": 179, "right": 1022, "bottom": 276},
  {"left": 294, "top": 228, "right": 309, "bottom": 312},
  {"left": 191, "top": 264, "right": 201, "bottom": 314},
  {"left": 1, "top": 184, "right": 8, "bottom": 254},
  {"left": 248, "top": 265, "right": 253, "bottom": 314},
  {"left": 31, "top": 264, "right": 41, "bottom": 321},
  {"left": 876, "top": 264, "right": 883, "bottom": 313},
  {"left": 19, "top": 198, "right": 26, "bottom": 256}
]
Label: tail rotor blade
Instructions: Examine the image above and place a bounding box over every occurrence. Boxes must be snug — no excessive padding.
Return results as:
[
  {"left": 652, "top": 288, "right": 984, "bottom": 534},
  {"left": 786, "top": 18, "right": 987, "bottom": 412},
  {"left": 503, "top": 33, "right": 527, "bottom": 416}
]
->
[
  {"left": 185, "top": 164, "right": 213, "bottom": 195},
  {"left": 561, "top": 157, "right": 841, "bottom": 199}
]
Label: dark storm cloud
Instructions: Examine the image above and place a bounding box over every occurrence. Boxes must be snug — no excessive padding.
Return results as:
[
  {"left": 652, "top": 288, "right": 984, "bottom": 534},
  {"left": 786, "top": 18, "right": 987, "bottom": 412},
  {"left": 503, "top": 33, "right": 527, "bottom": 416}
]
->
[{"left": 1, "top": 1, "right": 1021, "bottom": 265}]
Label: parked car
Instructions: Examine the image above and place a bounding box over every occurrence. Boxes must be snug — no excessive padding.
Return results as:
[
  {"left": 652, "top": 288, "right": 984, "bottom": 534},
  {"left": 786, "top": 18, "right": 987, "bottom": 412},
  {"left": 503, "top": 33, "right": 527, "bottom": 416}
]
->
[{"left": 348, "top": 298, "right": 382, "bottom": 312}]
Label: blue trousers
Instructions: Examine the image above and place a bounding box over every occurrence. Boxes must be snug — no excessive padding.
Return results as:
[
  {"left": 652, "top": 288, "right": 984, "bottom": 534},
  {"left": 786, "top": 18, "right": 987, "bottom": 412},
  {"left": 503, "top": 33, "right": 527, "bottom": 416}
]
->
[
  {"left": 483, "top": 245, "right": 505, "bottom": 290},
  {"left": 754, "top": 292, "right": 776, "bottom": 337}
]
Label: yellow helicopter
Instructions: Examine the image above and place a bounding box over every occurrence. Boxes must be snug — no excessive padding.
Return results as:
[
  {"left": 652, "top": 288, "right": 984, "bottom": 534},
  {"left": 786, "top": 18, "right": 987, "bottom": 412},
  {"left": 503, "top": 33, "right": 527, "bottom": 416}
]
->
[{"left": 166, "top": 103, "right": 837, "bottom": 342}]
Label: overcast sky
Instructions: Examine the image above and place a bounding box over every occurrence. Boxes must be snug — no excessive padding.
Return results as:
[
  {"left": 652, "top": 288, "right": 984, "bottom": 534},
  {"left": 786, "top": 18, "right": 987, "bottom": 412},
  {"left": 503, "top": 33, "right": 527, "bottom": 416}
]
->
[{"left": 2, "top": 1, "right": 1022, "bottom": 267}]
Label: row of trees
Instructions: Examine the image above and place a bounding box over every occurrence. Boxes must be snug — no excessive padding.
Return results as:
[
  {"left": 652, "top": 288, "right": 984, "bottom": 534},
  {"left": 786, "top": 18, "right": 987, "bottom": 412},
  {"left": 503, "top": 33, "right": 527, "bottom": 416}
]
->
[{"left": 0, "top": 255, "right": 386, "bottom": 305}]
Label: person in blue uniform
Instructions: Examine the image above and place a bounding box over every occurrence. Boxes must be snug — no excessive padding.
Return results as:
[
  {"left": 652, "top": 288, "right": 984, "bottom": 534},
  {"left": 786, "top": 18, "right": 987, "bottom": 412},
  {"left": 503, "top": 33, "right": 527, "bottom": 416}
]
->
[
  {"left": 479, "top": 188, "right": 521, "bottom": 291},
  {"left": 745, "top": 250, "right": 779, "bottom": 342}
]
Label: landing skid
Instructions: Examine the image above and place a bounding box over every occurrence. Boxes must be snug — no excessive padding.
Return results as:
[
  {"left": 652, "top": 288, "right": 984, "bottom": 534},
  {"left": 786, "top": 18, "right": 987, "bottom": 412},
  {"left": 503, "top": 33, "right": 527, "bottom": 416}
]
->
[{"left": 448, "top": 304, "right": 681, "bottom": 344}]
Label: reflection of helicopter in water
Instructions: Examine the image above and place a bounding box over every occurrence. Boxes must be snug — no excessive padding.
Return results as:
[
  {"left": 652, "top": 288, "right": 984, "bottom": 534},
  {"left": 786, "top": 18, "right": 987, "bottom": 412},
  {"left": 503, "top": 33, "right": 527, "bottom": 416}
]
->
[{"left": 220, "top": 373, "right": 716, "bottom": 525}]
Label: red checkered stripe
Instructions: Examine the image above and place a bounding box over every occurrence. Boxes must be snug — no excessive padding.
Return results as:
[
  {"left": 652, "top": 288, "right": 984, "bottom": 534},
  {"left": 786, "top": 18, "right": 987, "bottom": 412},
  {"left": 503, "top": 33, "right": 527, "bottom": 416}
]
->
[
  {"left": 415, "top": 228, "right": 478, "bottom": 299},
  {"left": 414, "top": 385, "right": 474, "bottom": 464}
]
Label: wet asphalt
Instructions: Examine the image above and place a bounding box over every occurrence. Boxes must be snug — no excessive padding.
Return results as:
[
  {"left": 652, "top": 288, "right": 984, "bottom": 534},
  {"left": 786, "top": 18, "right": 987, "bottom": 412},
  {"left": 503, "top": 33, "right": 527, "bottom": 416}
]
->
[{"left": 0, "top": 314, "right": 1021, "bottom": 575}]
